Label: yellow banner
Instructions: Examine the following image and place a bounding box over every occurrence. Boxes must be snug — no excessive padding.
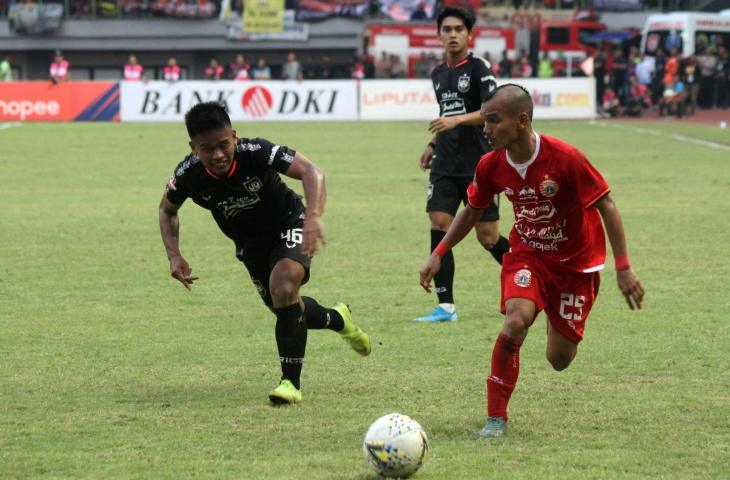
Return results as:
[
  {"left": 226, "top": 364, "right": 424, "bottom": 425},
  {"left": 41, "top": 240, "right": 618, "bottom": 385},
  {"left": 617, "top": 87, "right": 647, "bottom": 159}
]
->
[{"left": 243, "top": 0, "right": 284, "bottom": 33}]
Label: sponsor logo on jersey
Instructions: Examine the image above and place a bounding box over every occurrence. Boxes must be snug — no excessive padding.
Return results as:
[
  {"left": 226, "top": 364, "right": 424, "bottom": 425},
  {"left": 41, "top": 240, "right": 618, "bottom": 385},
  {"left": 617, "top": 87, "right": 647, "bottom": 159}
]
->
[
  {"left": 503, "top": 186, "right": 514, "bottom": 196},
  {"left": 434, "top": 82, "right": 440, "bottom": 91},
  {"left": 515, "top": 201, "right": 557, "bottom": 223},
  {"left": 176, "top": 156, "right": 198, "bottom": 177},
  {"left": 243, "top": 176, "right": 262, "bottom": 193},
  {"left": 457, "top": 74, "right": 470, "bottom": 93},
  {"left": 518, "top": 186, "right": 538, "bottom": 201},
  {"left": 440, "top": 97, "right": 466, "bottom": 116},
  {"left": 514, "top": 269, "right": 532, "bottom": 287},
  {"left": 539, "top": 178, "right": 559, "bottom": 197},
  {"left": 217, "top": 194, "right": 261, "bottom": 218},
  {"left": 236, "top": 142, "right": 263, "bottom": 152}
]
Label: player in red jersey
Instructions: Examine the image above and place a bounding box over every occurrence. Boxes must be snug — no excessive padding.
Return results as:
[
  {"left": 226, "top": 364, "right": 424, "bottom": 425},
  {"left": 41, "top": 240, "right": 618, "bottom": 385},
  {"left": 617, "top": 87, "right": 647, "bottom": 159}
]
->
[{"left": 419, "top": 84, "right": 644, "bottom": 438}]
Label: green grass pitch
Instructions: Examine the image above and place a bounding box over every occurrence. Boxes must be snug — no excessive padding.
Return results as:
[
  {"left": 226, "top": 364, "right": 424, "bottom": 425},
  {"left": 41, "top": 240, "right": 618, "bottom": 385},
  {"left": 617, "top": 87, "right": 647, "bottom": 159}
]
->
[{"left": 1, "top": 119, "right": 728, "bottom": 479}]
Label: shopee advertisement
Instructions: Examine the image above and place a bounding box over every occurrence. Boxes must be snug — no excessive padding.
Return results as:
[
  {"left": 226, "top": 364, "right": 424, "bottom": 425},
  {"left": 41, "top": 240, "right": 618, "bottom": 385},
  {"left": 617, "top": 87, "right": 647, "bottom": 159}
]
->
[{"left": 0, "top": 82, "right": 119, "bottom": 121}]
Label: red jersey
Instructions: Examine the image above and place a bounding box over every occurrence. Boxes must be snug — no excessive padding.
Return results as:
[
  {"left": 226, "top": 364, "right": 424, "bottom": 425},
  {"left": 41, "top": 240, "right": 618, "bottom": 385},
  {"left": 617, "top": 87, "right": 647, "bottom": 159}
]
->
[{"left": 467, "top": 133, "right": 610, "bottom": 272}]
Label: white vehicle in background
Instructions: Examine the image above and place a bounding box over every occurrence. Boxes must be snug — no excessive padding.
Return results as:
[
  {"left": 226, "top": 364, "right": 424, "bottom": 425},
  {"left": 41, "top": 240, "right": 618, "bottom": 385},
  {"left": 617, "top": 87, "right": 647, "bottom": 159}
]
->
[{"left": 641, "top": 11, "right": 730, "bottom": 57}]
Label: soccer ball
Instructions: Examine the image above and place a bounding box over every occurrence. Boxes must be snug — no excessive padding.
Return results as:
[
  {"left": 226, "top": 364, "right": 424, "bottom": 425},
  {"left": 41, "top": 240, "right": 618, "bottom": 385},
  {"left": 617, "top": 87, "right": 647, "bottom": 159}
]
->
[{"left": 362, "top": 413, "right": 429, "bottom": 478}]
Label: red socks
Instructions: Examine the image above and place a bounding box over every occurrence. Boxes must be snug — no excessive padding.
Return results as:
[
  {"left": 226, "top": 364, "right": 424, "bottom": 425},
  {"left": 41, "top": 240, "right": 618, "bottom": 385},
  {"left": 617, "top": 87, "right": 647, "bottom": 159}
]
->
[{"left": 486, "top": 332, "right": 522, "bottom": 421}]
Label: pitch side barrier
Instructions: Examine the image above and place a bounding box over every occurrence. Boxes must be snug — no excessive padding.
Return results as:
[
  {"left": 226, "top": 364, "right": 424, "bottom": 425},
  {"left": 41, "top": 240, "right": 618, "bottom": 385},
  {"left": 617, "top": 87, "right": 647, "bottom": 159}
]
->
[
  {"left": 0, "top": 79, "right": 594, "bottom": 122},
  {"left": 359, "top": 78, "right": 596, "bottom": 120}
]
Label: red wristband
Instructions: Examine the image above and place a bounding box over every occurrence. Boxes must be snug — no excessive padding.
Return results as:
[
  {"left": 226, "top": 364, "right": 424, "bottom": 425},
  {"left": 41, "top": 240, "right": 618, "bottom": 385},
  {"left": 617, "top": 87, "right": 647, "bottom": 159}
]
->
[
  {"left": 615, "top": 254, "right": 630, "bottom": 271},
  {"left": 433, "top": 241, "right": 451, "bottom": 257}
]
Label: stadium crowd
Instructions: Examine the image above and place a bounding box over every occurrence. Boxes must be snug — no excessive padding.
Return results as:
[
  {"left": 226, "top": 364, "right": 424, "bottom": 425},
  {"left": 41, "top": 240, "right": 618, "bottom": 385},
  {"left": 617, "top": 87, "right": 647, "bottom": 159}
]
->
[{"left": 595, "top": 42, "right": 729, "bottom": 118}]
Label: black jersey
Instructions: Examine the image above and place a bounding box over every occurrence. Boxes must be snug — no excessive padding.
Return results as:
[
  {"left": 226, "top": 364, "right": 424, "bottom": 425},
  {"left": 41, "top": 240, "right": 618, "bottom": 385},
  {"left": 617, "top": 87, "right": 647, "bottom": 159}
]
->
[
  {"left": 165, "top": 137, "right": 304, "bottom": 243},
  {"left": 431, "top": 53, "right": 497, "bottom": 177}
]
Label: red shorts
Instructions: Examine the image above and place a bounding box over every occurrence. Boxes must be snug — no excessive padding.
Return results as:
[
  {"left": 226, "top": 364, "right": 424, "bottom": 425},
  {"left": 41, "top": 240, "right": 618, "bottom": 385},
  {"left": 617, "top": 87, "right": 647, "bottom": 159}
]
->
[{"left": 500, "top": 252, "right": 601, "bottom": 343}]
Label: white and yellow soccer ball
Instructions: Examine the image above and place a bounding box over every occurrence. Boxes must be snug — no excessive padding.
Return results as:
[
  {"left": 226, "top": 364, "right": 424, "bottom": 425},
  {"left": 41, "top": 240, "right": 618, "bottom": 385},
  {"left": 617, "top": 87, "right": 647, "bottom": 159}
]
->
[{"left": 362, "top": 413, "right": 429, "bottom": 478}]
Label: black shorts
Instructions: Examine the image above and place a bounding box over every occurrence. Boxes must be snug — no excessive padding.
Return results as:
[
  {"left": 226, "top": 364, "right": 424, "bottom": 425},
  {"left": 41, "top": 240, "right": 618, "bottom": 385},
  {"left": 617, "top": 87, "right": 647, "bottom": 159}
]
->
[
  {"left": 235, "top": 214, "right": 311, "bottom": 307},
  {"left": 426, "top": 174, "right": 500, "bottom": 222}
]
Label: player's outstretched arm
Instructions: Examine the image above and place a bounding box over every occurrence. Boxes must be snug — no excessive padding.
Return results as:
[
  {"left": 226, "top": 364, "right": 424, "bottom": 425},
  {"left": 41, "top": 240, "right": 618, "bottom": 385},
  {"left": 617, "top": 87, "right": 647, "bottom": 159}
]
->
[
  {"left": 159, "top": 194, "right": 198, "bottom": 290},
  {"left": 285, "top": 152, "right": 325, "bottom": 256},
  {"left": 428, "top": 110, "right": 485, "bottom": 134},
  {"left": 419, "top": 205, "right": 483, "bottom": 292},
  {"left": 596, "top": 194, "right": 644, "bottom": 310}
]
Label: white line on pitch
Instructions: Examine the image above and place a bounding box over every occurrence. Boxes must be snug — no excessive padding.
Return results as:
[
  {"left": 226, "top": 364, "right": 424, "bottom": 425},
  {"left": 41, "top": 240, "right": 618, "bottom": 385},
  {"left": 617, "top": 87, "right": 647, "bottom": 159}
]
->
[
  {"left": 590, "top": 120, "right": 730, "bottom": 152},
  {"left": 0, "top": 122, "right": 22, "bottom": 130}
]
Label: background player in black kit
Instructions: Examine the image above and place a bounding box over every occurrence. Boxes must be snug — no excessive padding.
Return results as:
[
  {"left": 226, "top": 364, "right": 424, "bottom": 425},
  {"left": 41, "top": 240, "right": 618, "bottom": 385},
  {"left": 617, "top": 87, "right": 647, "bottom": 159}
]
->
[
  {"left": 159, "top": 102, "right": 370, "bottom": 405},
  {"left": 415, "top": 6, "right": 510, "bottom": 323}
]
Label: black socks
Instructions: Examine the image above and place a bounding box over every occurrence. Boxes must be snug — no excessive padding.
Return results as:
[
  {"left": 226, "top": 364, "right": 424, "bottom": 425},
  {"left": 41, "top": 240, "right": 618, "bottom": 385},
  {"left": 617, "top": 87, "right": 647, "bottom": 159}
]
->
[
  {"left": 302, "top": 296, "right": 344, "bottom": 331},
  {"left": 487, "top": 235, "right": 510, "bottom": 265},
  {"left": 273, "top": 303, "right": 307, "bottom": 390},
  {"left": 431, "top": 229, "right": 455, "bottom": 304}
]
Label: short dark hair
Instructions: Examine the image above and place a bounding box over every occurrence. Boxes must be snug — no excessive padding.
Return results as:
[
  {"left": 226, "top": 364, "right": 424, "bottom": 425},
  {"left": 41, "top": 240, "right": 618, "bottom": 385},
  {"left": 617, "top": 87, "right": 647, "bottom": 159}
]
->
[
  {"left": 184, "top": 101, "right": 232, "bottom": 139},
  {"left": 487, "top": 83, "right": 534, "bottom": 121},
  {"left": 437, "top": 6, "right": 475, "bottom": 33}
]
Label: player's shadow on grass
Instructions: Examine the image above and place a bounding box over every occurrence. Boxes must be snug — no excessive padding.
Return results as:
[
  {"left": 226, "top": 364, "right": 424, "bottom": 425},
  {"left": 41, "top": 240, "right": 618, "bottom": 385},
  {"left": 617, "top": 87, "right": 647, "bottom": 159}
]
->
[{"left": 112, "top": 382, "right": 262, "bottom": 407}]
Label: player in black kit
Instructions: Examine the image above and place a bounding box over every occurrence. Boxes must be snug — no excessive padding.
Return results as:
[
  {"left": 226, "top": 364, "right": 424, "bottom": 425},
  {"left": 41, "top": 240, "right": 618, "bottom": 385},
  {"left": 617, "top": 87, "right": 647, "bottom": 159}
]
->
[
  {"left": 159, "top": 102, "right": 370, "bottom": 405},
  {"left": 414, "top": 6, "right": 510, "bottom": 323}
]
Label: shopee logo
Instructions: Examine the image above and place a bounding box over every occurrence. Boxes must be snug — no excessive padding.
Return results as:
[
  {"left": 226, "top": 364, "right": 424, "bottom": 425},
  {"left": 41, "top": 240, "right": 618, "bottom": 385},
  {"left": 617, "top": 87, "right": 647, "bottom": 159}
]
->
[{"left": 0, "top": 100, "right": 60, "bottom": 120}]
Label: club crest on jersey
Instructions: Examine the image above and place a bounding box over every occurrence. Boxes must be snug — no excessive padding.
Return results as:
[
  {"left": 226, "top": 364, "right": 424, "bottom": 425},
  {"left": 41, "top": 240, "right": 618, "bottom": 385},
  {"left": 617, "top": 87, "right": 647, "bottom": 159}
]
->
[
  {"left": 243, "top": 177, "right": 262, "bottom": 193},
  {"left": 514, "top": 269, "right": 532, "bottom": 287},
  {"left": 457, "top": 74, "right": 470, "bottom": 93},
  {"left": 539, "top": 178, "right": 559, "bottom": 197}
]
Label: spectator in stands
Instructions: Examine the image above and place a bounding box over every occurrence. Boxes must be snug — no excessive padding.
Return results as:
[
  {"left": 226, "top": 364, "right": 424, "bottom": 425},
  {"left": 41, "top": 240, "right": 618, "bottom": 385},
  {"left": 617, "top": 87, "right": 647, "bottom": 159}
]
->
[
  {"left": 251, "top": 57, "right": 272, "bottom": 80},
  {"left": 302, "top": 54, "right": 317, "bottom": 80},
  {"left": 374, "top": 51, "right": 392, "bottom": 79},
  {"left": 361, "top": 53, "right": 375, "bottom": 78},
  {"left": 0, "top": 54, "right": 12, "bottom": 82},
  {"left": 635, "top": 53, "right": 654, "bottom": 88},
  {"left": 662, "top": 48, "right": 680, "bottom": 90},
  {"left": 625, "top": 75, "right": 651, "bottom": 117},
  {"left": 611, "top": 48, "right": 628, "bottom": 101},
  {"left": 515, "top": 55, "right": 532, "bottom": 78},
  {"left": 537, "top": 52, "right": 553, "bottom": 78},
  {"left": 410, "top": 1, "right": 428, "bottom": 21},
  {"left": 652, "top": 48, "right": 667, "bottom": 105},
  {"left": 351, "top": 56, "right": 365, "bottom": 80},
  {"left": 413, "top": 52, "right": 430, "bottom": 78},
  {"left": 714, "top": 46, "right": 729, "bottom": 109},
  {"left": 390, "top": 54, "right": 406, "bottom": 78},
  {"left": 683, "top": 55, "right": 699, "bottom": 115},
  {"left": 205, "top": 58, "right": 224, "bottom": 80},
  {"left": 498, "top": 50, "right": 512, "bottom": 78},
  {"left": 601, "top": 87, "right": 622, "bottom": 118},
  {"left": 315, "top": 55, "right": 334, "bottom": 79},
  {"left": 626, "top": 46, "right": 640, "bottom": 82},
  {"left": 49, "top": 51, "right": 70, "bottom": 84},
  {"left": 594, "top": 49, "right": 607, "bottom": 106},
  {"left": 281, "top": 51, "right": 302, "bottom": 81},
  {"left": 659, "top": 75, "right": 686, "bottom": 118},
  {"left": 229, "top": 54, "right": 250, "bottom": 80},
  {"left": 696, "top": 45, "right": 717, "bottom": 109},
  {"left": 164, "top": 57, "right": 181, "bottom": 82},
  {"left": 123, "top": 54, "right": 145, "bottom": 81}
]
